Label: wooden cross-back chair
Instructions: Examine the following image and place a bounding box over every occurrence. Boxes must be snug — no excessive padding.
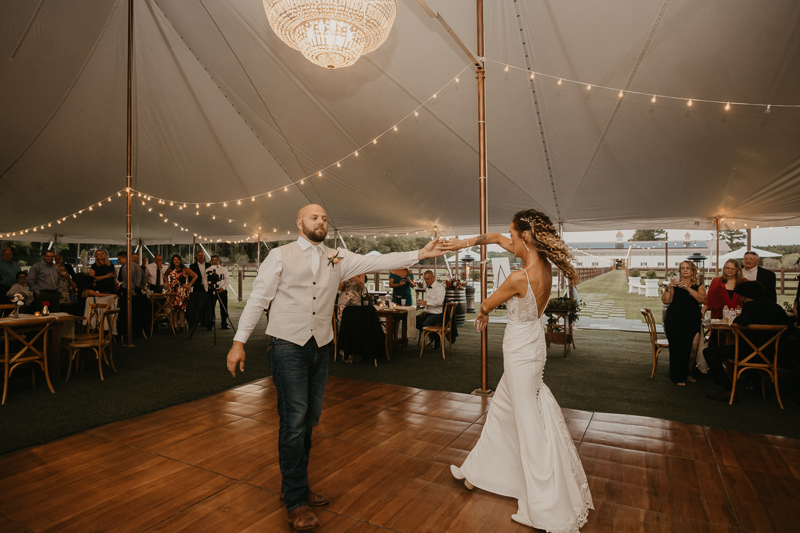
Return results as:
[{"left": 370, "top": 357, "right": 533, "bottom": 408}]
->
[
  {"left": 420, "top": 302, "right": 457, "bottom": 359},
  {"left": 67, "top": 308, "right": 119, "bottom": 381},
  {"left": 641, "top": 308, "right": 669, "bottom": 379},
  {"left": 1, "top": 316, "right": 57, "bottom": 405},
  {"left": 0, "top": 304, "right": 16, "bottom": 317},
  {"left": 730, "top": 324, "right": 789, "bottom": 408},
  {"left": 149, "top": 292, "right": 176, "bottom": 336}
]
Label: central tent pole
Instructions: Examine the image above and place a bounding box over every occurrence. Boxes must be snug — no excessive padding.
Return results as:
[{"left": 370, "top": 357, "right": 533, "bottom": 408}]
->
[
  {"left": 665, "top": 232, "right": 668, "bottom": 273},
  {"left": 124, "top": 0, "right": 134, "bottom": 347},
  {"left": 474, "top": 0, "right": 491, "bottom": 396},
  {"left": 715, "top": 218, "right": 720, "bottom": 277}
]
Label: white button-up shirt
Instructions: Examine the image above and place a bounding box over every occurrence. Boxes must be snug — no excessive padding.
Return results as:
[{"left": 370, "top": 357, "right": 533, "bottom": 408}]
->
[
  {"left": 234, "top": 236, "right": 418, "bottom": 344},
  {"left": 423, "top": 280, "right": 446, "bottom": 314},
  {"left": 743, "top": 266, "right": 758, "bottom": 282}
]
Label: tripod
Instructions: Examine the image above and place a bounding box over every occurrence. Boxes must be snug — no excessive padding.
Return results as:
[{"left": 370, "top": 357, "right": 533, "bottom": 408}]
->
[{"left": 188, "top": 286, "right": 236, "bottom": 345}]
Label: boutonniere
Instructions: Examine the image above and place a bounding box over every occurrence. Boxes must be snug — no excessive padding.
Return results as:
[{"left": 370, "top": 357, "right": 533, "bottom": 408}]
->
[{"left": 326, "top": 250, "right": 341, "bottom": 268}]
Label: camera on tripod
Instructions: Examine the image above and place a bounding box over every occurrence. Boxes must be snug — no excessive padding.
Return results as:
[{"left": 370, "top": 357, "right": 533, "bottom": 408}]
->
[{"left": 207, "top": 270, "right": 221, "bottom": 290}]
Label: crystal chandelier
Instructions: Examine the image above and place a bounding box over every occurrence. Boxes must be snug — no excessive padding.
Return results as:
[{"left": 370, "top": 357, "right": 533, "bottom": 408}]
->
[{"left": 263, "top": 1, "right": 397, "bottom": 70}]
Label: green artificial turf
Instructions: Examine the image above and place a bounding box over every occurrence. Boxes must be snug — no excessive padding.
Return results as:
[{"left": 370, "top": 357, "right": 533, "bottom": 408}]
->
[{"left": 2, "top": 271, "right": 798, "bottom": 456}]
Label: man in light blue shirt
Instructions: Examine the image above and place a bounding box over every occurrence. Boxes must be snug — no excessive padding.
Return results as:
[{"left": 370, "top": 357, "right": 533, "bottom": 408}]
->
[{"left": 27, "top": 250, "right": 61, "bottom": 312}]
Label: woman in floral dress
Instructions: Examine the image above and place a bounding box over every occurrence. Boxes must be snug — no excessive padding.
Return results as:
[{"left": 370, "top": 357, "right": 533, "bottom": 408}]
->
[{"left": 166, "top": 254, "right": 197, "bottom": 333}]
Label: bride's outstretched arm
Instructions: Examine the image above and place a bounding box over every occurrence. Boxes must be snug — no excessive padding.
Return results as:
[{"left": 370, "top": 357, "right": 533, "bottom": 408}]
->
[
  {"left": 441, "top": 233, "right": 514, "bottom": 254},
  {"left": 474, "top": 273, "right": 523, "bottom": 331}
]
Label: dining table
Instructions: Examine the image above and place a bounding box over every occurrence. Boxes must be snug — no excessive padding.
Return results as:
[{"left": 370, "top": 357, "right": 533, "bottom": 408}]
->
[
  {"left": 0, "top": 312, "right": 84, "bottom": 379},
  {"left": 375, "top": 305, "right": 416, "bottom": 361}
]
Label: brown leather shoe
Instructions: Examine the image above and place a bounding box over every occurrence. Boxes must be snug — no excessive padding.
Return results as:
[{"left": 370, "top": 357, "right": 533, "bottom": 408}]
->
[
  {"left": 287, "top": 506, "right": 319, "bottom": 531},
  {"left": 280, "top": 490, "right": 329, "bottom": 506}
]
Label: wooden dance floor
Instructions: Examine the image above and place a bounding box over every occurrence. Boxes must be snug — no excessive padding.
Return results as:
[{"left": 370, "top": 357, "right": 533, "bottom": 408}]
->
[{"left": 1, "top": 376, "right": 798, "bottom": 533}]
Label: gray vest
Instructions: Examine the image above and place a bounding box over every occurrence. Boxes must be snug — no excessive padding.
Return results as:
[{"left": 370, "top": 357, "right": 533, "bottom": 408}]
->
[{"left": 266, "top": 241, "right": 342, "bottom": 346}]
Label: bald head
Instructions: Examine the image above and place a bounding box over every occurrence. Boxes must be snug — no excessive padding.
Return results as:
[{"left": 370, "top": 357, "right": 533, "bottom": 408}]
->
[{"left": 296, "top": 204, "right": 328, "bottom": 243}]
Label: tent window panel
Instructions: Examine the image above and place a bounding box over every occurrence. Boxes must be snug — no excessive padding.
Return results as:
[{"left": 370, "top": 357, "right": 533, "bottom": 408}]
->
[{"left": 657, "top": 262, "right": 664, "bottom": 266}]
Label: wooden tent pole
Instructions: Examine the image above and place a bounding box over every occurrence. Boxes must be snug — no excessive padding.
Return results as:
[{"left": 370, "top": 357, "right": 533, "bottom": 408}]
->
[
  {"left": 124, "top": 0, "right": 134, "bottom": 347},
  {"left": 474, "top": 0, "right": 491, "bottom": 396},
  {"left": 715, "top": 218, "right": 720, "bottom": 277},
  {"left": 746, "top": 228, "right": 751, "bottom": 251}
]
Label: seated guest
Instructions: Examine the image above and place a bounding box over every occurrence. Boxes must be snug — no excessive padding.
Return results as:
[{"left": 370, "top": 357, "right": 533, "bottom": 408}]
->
[
  {"left": 6, "top": 271, "right": 34, "bottom": 313},
  {"left": 416, "top": 270, "right": 446, "bottom": 349},
  {"left": 662, "top": 261, "right": 706, "bottom": 386},
  {"left": 703, "top": 281, "right": 794, "bottom": 401},
  {"left": 145, "top": 254, "right": 168, "bottom": 293},
  {"left": 389, "top": 268, "right": 415, "bottom": 305},
  {"left": 703, "top": 259, "right": 744, "bottom": 319},
  {"left": 75, "top": 273, "right": 117, "bottom": 300},
  {"left": 55, "top": 254, "right": 76, "bottom": 280},
  {"left": 337, "top": 274, "right": 366, "bottom": 325},
  {"left": 27, "top": 250, "right": 61, "bottom": 312},
  {"left": 1, "top": 248, "right": 22, "bottom": 304},
  {"left": 742, "top": 251, "right": 777, "bottom": 303},
  {"left": 89, "top": 249, "right": 116, "bottom": 294}
]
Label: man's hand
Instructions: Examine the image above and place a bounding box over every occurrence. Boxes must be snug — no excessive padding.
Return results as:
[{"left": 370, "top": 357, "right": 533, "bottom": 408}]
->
[
  {"left": 227, "top": 341, "right": 246, "bottom": 377},
  {"left": 439, "top": 238, "right": 469, "bottom": 251},
  {"left": 418, "top": 238, "right": 447, "bottom": 261}
]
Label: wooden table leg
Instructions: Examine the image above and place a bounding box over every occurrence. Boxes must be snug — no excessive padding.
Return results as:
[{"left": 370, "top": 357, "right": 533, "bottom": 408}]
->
[
  {"left": 49, "top": 325, "right": 62, "bottom": 378},
  {"left": 385, "top": 315, "right": 393, "bottom": 361},
  {"left": 400, "top": 314, "right": 408, "bottom": 351}
]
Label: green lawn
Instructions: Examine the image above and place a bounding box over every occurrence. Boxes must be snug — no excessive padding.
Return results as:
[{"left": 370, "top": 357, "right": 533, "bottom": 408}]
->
[{"left": 576, "top": 270, "right": 797, "bottom": 323}]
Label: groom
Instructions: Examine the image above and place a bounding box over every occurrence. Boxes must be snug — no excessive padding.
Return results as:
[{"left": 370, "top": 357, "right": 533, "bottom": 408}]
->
[{"left": 227, "top": 204, "right": 444, "bottom": 530}]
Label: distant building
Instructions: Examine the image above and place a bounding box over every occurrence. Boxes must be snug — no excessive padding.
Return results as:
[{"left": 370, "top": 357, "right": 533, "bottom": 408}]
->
[{"left": 568, "top": 232, "right": 731, "bottom": 270}]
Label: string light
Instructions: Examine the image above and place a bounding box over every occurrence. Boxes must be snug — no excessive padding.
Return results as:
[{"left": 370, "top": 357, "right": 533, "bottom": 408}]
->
[
  {"left": 725, "top": 102, "right": 731, "bottom": 111},
  {"left": 530, "top": 72, "right": 534, "bottom": 80},
  {"left": 651, "top": 95, "right": 657, "bottom": 103},
  {"left": 586, "top": 84, "right": 591, "bottom": 90},
  {"left": 687, "top": 99, "right": 693, "bottom": 106},
  {"left": 618, "top": 90, "right": 623, "bottom": 98},
  {"left": 557, "top": 78, "right": 562, "bottom": 85}
]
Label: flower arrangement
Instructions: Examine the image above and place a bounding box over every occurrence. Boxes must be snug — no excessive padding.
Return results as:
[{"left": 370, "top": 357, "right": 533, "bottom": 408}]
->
[
  {"left": 445, "top": 278, "right": 469, "bottom": 289},
  {"left": 10, "top": 293, "right": 24, "bottom": 318},
  {"left": 326, "top": 250, "right": 341, "bottom": 268},
  {"left": 41, "top": 301, "right": 50, "bottom": 315},
  {"left": 545, "top": 297, "right": 585, "bottom": 325}
]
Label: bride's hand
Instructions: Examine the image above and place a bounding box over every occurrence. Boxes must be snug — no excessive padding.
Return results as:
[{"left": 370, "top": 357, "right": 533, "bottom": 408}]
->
[
  {"left": 474, "top": 311, "right": 489, "bottom": 332},
  {"left": 438, "top": 238, "right": 469, "bottom": 251}
]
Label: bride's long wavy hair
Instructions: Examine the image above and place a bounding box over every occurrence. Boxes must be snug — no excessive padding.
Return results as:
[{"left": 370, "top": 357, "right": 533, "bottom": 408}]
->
[{"left": 512, "top": 209, "right": 579, "bottom": 286}]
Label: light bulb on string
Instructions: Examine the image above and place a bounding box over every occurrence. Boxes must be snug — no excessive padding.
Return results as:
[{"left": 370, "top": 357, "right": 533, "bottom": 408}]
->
[
  {"left": 414, "top": 111, "right": 419, "bottom": 117},
  {"left": 687, "top": 99, "right": 693, "bottom": 106},
  {"left": 372, "top": 139, "right": 377, "bottom": 144},
  {"left": 433, "top": 93, "right": 437, "bottom": 98},
  {"left": 586, "top": 84, "right": 591, "bottom": 90},
  {"left": 530, "top": 72, "right": 534, "bottom": 79},
  {"left": 504, "top": 64, "right": 509, "bottom": 72},
  {"left": 337, "top": 162, "right": 341, "bottom": 168},
  {"left": 268, "top": 192, "right": 271, "bottom": 197},
  {"left": 455, "top": 76, "right": 459, "bottom": 83},
  {"left": 393, "top": 125, "right": 398, "bottom": 132},
  {"left": 251, "top": 197, "right": 255, "bottom": 202},
  {"left": 765, "top": 105, "right": 771, "bottom": 114},
  {"left": 651, "top": 95, "right": 657, "bottom": 103},
  {"left": 318, "top": 171, "right": 322, "bottom": 177},
  {"left": 725, "top": 102, "right": 731, "bottom": 111},
  {"left": 618, "top": 90, "right": 623, "bottom": 98},
  {"left": 237, "top": 200, "right": 241, "bottom": 205},
  {"left": 284, "top": 186, "right": 288, "bottom": 192},
  {"left": 223, "top": 202, "right": 227, "bottom": 207},
  {"left": 557, "top": 78, "right": 562, "bottom": 85},
  {"left": 300, "top": 180, "right": 305, "bottom": 185}
]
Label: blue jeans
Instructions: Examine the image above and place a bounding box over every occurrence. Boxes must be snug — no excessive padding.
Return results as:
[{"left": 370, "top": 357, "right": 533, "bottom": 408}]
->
[{"left": 270, "top": 336, "right": 329, "bottom": 511}]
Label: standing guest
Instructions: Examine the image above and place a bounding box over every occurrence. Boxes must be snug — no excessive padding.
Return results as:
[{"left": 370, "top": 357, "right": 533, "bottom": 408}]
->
[
  {"left": 415, "top": 270, "right": 447, "bottom": 349},
  {"left": 166, "top": 254, "right": 197, "bottom": 333},
  {"left": 27, "top": 250, "right": 61, "bottom": 312},
  {"left": 118, "top": 251, "right": 145, "bottom": 295},
  {"left": 145, "top": 254, "right": 168, "bottom": 293},
  {"left": 662, "top": 261, "right": 707, "bottom": 386},
  {"left": 389, "top": 267, "right": 415, "bottom": 305},
  {"left": 0, "top": 248, "right": 22, "bottom": 304},
  {"left": 226, "top": 204, "right": 444, "bottom": 531},
  {"left": 742, "top": 251, "right": 777, "bottom": 303},
  {"left": 54, "top": 255, "right": 76, "bottom": 280},
  {"left": 89, "top": 250, "right": 116, "bottom": 294},
  {"left": 337, "top": 274, "right": 366, "bottom": 325},
  {"left": 189, "top": 250, "right": 212, "bottom": 330},
  {"left": 57, "top": 265, "right": 78, "bottom": 304},
  {"left": 703, "top": 282, "right": 794, "bottom": 401},
  {"left": 206, "top": 255, "right": 230, "bottom": 329},
  {"left": 6, "top": 271, "right": 34, "bottom": 312}
]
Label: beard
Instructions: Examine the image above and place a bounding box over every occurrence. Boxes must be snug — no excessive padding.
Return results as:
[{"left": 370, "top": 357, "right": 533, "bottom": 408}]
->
[{"left": 301, "top": 221, "right": 327, "bottom": 243}]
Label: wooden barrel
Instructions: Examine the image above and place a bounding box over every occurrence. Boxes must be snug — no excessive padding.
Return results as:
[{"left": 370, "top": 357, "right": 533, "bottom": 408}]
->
[{"left": 446, "top": 288, "right": 467, "bottom": 325}]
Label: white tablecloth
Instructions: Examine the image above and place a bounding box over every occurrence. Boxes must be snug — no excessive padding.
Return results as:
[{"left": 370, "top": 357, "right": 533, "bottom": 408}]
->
[
  {"left": 375, "top": 305, "right": 419, "bottom": 340},
  {"left": 83, "top": 296, "right": 119, "bottom": 334}
]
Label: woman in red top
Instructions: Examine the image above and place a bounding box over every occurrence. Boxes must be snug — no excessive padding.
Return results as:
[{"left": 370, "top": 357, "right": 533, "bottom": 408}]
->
[{"left": 703, "top": 259, "right": 744, "bottom": 319}]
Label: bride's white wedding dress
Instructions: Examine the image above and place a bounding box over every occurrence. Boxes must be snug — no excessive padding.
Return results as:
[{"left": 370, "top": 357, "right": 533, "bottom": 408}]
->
[{"left": 453, "top": 271, "right": 593, "bottom": 532}]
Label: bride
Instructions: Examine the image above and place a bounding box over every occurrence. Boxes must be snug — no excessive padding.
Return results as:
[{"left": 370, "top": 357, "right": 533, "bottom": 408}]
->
[{"left": 443, "top": 210, "right": 593, "bottom": 532}]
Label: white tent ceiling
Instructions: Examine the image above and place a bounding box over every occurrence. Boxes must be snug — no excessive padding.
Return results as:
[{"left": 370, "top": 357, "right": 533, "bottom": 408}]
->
[{"left": 2, "top": 0, "right": 799, "bottom": 244}]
